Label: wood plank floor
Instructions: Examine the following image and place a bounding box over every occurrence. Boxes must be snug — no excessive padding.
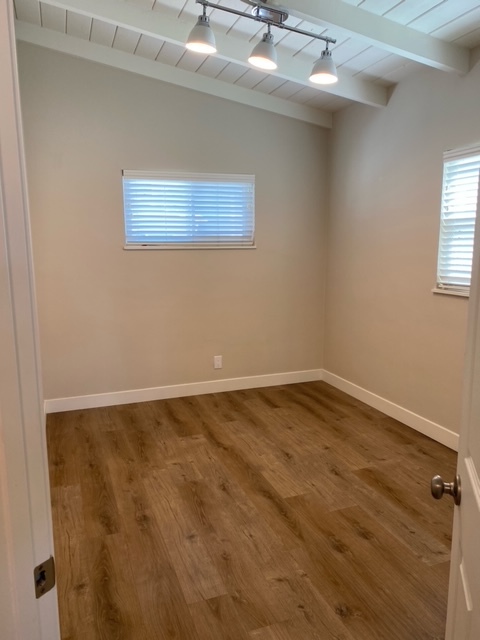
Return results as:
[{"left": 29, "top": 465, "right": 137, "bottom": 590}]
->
[{"left": 47, "top": 381, "right": 457, "bottom": 640}]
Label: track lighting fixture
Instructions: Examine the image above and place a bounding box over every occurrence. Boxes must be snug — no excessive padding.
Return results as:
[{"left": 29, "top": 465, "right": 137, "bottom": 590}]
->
[
  {"left": 185, "top": 0, "right": 337, "bottom": 85},
  {"left": 248, "top": 25, "right": 277, "bottom": 70},
  {"left": 309, "top": 44, "right": 338, "bottom": 85},
  {"left": 186, "top": 6, "right": 217, "bottom": 54}
]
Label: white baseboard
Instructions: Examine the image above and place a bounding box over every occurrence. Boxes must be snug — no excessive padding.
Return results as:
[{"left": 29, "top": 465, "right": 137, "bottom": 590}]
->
[
  {"left": 44, "top": 368, "right": 459, "bottom": 452},
  {"left": 44, "top": 369, "right": 323, "bottom": 414},
  {"left": 322, "top": 370, "right": 459, "bottom": 451}
]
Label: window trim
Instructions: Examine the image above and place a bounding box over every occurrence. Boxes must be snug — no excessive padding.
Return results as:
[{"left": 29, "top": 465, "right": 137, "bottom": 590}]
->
[
  {"left": 431, "top": 286, "right": 469, "bottom": 298},
  {"left": 122, "top": 170, "right": 256, "bottom": 250},
  {"left": 434, "top": 144, "right": 480, "bottom": 297}
]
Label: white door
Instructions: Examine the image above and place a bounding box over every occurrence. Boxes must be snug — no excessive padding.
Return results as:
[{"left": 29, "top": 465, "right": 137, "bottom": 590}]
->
[
  {"left": 442, "top": 189, "right": 480, "bottom": 638},
  {"left": 0, "top": 0, "right": 60, "bottom": 638}
]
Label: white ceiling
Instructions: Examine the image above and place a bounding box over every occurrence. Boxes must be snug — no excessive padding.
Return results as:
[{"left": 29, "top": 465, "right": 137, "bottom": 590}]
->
[{"left": 13, "top": 0, "right": 480, "bottom": 127}]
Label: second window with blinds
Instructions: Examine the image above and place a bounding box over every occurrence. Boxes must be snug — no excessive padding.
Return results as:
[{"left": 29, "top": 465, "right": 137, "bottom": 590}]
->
[
  {"left": 122, "top": 170, "right": 255, "bottom": 249},
  {"left": 435, "top": 146, "right": 480, "bottom": 296}
]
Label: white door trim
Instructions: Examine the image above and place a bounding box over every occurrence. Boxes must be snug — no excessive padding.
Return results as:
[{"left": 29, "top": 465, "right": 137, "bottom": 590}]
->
[{"left": 0, "top": 0, "right": 59, "bottom": 637}]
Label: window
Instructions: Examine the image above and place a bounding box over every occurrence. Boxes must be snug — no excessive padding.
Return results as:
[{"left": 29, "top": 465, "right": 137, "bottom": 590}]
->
[
  {"left": 436, "top": 146, "right": 480, "bottom": 295},
  {"left": 122, "top": 171, "right": 255, "bottom": 249}
]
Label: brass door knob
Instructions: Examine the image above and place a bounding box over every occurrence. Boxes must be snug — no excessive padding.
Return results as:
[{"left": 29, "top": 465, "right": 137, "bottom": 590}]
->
[{"left": 431, "top": 474, "right": 461, "bottom": 506}]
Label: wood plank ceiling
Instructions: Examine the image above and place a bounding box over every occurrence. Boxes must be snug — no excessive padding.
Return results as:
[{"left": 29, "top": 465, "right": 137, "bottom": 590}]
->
[{"left": 13, "top": 0, "right": 480, "bottom": 126}]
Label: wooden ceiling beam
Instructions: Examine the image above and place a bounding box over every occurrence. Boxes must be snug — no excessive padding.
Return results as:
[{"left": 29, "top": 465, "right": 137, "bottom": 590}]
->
[
  {"left": 16, "top": 22, "right": 334, "bottom": 128},
  {"left": 289, "top": 0, "right": 470, "bottom": 74},
  {"left": 36, "top": 0, "right": 388, "bottom": 107}
]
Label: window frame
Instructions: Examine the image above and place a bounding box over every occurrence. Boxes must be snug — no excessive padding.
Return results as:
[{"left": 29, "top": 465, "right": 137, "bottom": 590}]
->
[
  {"left": 434, "top": 145, "right": 480, "bottom": 298},
  {"left": 122, "top": 170, "right": 256, "bottom": 250}
]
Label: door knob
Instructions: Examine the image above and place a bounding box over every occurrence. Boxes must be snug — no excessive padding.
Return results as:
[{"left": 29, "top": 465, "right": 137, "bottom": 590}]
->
[{"left": 431, "top": 474, "right": 461, "bottom": 506}]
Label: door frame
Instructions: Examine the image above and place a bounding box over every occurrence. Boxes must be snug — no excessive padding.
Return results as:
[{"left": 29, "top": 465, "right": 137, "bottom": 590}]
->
[{"left": 0, "top": 1, "right": 60, "bottom": 637}]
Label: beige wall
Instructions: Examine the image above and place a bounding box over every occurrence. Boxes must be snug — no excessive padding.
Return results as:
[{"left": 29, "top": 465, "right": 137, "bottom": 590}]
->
[
  {"left": 325, "top": 63, "right": 480, "bottom": 434},
  {"left": 18, "top": 40, "right": 477, "bottom": 435},
  {"left": 17, "top": 43, "right": 328, "bottom": 400}
]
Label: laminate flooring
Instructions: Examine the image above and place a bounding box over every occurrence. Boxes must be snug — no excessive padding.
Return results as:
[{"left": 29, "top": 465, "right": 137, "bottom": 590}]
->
[{"left": 47, "top": 381, "right": 457, "bottom": 640}]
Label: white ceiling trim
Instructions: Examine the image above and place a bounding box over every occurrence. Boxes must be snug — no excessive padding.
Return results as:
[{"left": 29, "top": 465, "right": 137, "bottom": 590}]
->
[
  {"left": 289, "top": 0, "right": 470, "bottom": 74},
  {"left": 37, "top": 0, "right": 388, "bottom": 107},
  {"left": 15, "top": 21, "right": 333, "bottom": 128},
  {"left": 471, "top": 45, "right": 480, "bottom": 69}
]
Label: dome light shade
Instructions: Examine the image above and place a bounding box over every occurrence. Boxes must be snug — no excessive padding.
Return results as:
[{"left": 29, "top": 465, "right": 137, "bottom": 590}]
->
[
  {"left": 186, "top": 14, "right": 217, "bottom": 54},
  {"left": 309, "top": 49, "right": 338, "bottom": 84},
  {"left": 248, "top": 31, "right": 277, "bottom": 70}
]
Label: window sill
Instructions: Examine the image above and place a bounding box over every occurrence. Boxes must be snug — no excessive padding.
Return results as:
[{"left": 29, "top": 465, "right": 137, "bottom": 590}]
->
[
  {"left": 432, "top": 287, "right": 469, "bottom": 298},
  {"left": 123, "top": 244, "right": 257, "bottom": 251}
]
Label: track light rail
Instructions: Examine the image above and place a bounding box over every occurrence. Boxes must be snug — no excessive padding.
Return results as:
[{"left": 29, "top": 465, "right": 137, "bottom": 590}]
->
[
  {"left": 187, "top": 0, "right": 338, "bottom": 84},
  {"left": 195, "top": 0, "right": 336, "bottom": 46}
]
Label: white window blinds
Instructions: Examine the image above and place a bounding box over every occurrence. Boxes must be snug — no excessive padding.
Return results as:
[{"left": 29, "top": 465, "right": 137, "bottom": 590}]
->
[
  {"left": 122, "top": 171, "right": 255, "bottom": 249},
  {"left": 437, "top": 147, "right": 480, "bottom": 292}
]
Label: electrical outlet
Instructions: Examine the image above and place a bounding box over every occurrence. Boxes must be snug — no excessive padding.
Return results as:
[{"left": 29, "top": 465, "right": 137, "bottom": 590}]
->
[{"left": 214, "top": 355, "right": 223, "bottom": 369}]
